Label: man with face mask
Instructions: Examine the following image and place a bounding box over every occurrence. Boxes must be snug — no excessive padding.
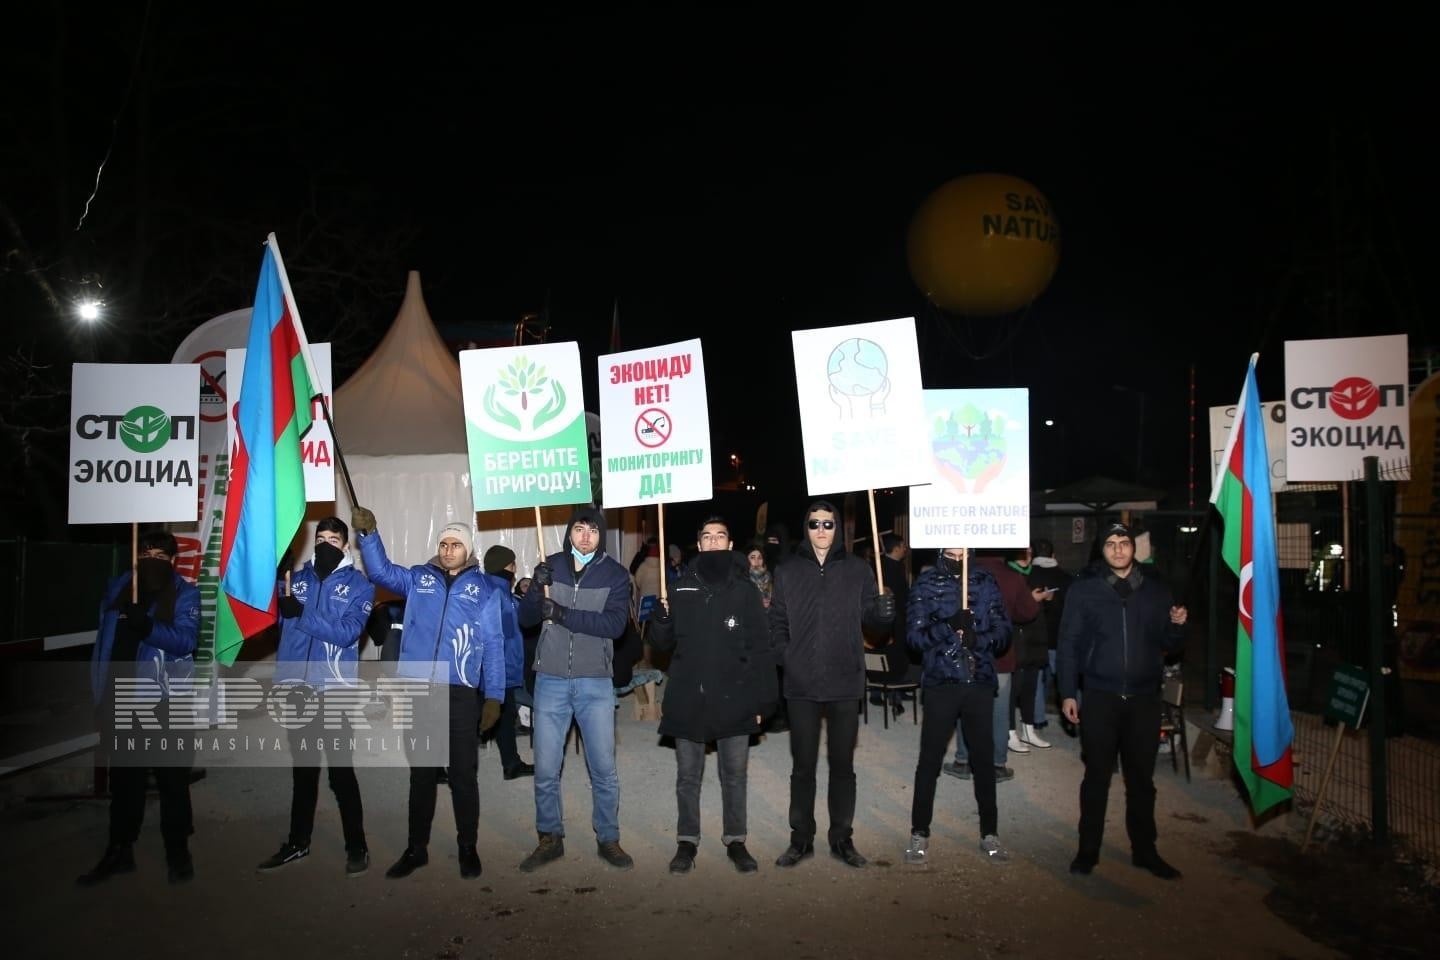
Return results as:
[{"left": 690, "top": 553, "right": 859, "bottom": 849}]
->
[
  {"left": 481, "top": 544, "right": 534, "bottom": 781},
  {"left": 516, "top": 505, "right": 633, "bottom": 872},
  {"left": 904, "top": 548, "right": 1013, "bottom": 866},
  {"left": 770, "top": 500, "right": 895, "bottom": 869},
  {"left": 647, "top": 516, "right": 778, "bottom": 875},
  {"left": 78, "top": 530, "right": 201, "bottom": 887},
  {"left": 256, "top": 517, "right": 375, "bottom": 875},
  {"left": 351, "top": 506, "right": 506, "bottom": 880}
]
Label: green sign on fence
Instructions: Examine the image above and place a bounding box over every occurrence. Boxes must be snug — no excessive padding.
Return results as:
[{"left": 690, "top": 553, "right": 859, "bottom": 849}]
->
[{"left": 1322, "top": 664, "right": 1370, "bottom": 727}]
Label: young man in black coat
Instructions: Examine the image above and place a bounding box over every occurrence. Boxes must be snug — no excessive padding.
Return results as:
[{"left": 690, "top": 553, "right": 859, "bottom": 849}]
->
[
  {"left": 769, "top": 500, "right": 895, "bottom": 869},
  {"left": 1058, "top": 522, "right": 1188, "bottom": 880},
  {"left": 648, "top": 515, "right": 778, "bottom": 875}
]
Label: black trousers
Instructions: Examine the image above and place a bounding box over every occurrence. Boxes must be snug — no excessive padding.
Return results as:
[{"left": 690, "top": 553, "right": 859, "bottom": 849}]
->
[
  {"left": 286, "top": 697, "right": 365, "bottom": 853},
  {"left": 407, "top": 685, "right": 481, "bottom": 848},
  {"left": 786, "top": 699, "right": 860, "bottom": 847},
  {"left": 485, "top": 686, "right": 523, "bottom": 772},
  {"left": 1077, "top": 689, "right": 1162, "bottom": 858},
  {"left": 109, "top": 765, "right": 193, "bottom": 854},
  {"left": 912, "top": 683, "right": 998, "bottom": 837},
  {"left": 1012, "top": 666, "right": 1041, "bottom": 725}
]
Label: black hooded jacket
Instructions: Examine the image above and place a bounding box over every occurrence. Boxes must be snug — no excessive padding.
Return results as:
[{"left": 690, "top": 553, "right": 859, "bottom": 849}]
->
[{"left": 770, "top": 537, "right": 885, "bottom": 702}]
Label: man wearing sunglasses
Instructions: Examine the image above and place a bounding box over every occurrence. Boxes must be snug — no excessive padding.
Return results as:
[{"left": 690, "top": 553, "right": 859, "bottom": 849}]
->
[
  {"left": 1058, "top": 522, "right": 1188, "bottom": 880},
  {"left": 770, "top": 500, "right": 896, "bottom": 869}
]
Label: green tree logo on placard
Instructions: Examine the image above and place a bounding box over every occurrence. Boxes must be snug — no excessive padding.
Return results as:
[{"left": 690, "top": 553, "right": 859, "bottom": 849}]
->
[
  {"left": 119, "top": 405, "right": 171, "bottom": 453},
  {"left": 484, "top": 355, "right": 566, "bottom": 433}
]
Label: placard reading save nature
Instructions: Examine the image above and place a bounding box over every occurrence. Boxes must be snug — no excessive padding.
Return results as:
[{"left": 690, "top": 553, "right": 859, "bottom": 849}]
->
[
  {"left": 460, "top": 343, "right": 593, "bottom": 511},
  {"left": 791, "top": 317, "right": 929, "bottom": 495}
]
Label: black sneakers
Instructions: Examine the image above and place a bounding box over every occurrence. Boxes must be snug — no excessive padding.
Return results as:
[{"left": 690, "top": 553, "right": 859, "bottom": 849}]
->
[
  {"left": 597, "top": 840, "right": 634, "bottom": 870},
  {"left": 668, "top": 841, "right": 698, "bottom": 874},
  {"left": 385, "top": 846, "right": 429, "bottom": 879},
  {"left": 518, "top": 833, "right": 565, "bottom": 873},
  {"left": 256, "top": 841, "right": 310, "bottom": 872},
  {"left": 726, "top": 841, "right": 758, "bottom": 873},
  {"left": 774, "top": 841, "right": 814, "bottom": 867},
  {"left": 166, "top": 849, "right": 195, "bottom": 884},
  {"left": 829, "top": 839, "right": 867, "bottom": 868},
  {"left": 76, "top": 844, "right": 135, "bottom": 887},
  {"left": 459, "top": 844, "right": 482, "bottom": 879},
  {"left": 503, "top": 762, "right": 536, "bottom": 781},
  {"left": 345, "top": 848, "right": 370, "bottom": 877},
  {"left": 1069, "top": 851, "right": 1098, "bottom": 875}
]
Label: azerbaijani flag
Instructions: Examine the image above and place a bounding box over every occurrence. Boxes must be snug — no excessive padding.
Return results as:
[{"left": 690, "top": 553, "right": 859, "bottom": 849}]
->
[
  {"left": 216, "top": 235, "right": 320, "bottom": 665},
  {"left": 1210, "top": 353, "right": 1294, "bottom": 815}
]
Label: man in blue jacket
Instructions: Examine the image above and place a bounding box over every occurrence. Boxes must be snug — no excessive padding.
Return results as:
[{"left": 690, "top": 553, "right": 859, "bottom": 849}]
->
[
  {"left": 352, "top": 507, "right": 505, "bottom": 880},
  {"left": 78, "top": 530, "right": 200, "bottom": 887},
  {"left": 482, "top": 544, "right": 534, "bottom": 780},
  {"left": 516, "top": 506, "right": 633, "bottom": 872},
  {"left": 256, "top": 516, "right": 375, "bottom": 876},
  {"left": 1058, "top": 522, "right": 1188, "bottom": 880}
]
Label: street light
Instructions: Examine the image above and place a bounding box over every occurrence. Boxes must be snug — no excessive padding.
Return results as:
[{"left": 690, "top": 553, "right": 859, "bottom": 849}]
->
[{"left": 76, "top": 300, "right": 103, "bottom": 322}]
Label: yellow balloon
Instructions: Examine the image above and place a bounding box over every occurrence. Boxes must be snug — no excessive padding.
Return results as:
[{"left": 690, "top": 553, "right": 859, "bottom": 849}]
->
[{"left": 907, "top": 174, "right": 1061, "bottom": 315}]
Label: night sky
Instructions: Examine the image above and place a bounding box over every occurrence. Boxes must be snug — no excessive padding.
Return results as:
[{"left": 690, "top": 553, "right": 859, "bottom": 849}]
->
[{"left": 4, "top": 7, "right": 1434, "bottom": 537}]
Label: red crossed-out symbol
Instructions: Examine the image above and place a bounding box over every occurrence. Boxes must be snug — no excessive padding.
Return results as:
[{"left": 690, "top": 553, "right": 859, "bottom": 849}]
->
[
  {"left": 635, "top": 408, "right": 672, "bottom": 448},
  {"left": 1330, "top": 377, "right": 1379, "bottom": 420}
]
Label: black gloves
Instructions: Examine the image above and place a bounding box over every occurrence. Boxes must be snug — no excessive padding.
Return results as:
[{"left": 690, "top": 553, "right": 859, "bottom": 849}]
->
[
  {"left": 540, "top": 597, "right": 567, "bottom": 624},
  {"left": 351, "top": 505, "right": 377, "bottom": 536},
  {"left": 532, "top": 562, "right": 553, "bottom": 587},
  {"left": 872, "top": 591, "right": 896, "bottom": 624},
  {"left": 119, "top": 602, "right": 151, "bottom": 636},
  {"left": 947, "top": 608, "right": 975, "bottom": 641},
  {"left": 480, "top": 698, "right": 503, "bottom": 733},
  {"left": 277, "top": 595, "right": 304, "bottom": 619}
]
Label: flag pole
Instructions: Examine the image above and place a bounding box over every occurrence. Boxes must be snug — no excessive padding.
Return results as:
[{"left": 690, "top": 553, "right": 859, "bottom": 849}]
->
[
  {"left": 658, "top": 502, "right": 668, "bottom": 605},
  {"left": 534, "top": 506, "right": 548, "bottom": 599},
  {"left": 265, "top": 233, "right": 358, "bottom": 507},
  {"left": 131, "top": 523, "right": 139, "bottom": 603}
]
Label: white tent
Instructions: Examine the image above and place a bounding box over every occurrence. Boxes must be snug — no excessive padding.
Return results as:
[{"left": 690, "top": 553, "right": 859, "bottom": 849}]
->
[{"left": 330, "top": 272, "right": 631, "bottom": 573}]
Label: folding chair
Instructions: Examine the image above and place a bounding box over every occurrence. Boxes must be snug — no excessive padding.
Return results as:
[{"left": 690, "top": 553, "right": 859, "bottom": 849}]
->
[
  {"left": 1158, "top": 675, "right": 1190, "bottom": 782},
  {"left": 863, "top": 652, "right": 921, "bottom": 729}
]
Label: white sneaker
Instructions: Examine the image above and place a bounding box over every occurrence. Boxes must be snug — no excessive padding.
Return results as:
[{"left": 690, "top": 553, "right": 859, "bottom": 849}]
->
[
  {"left": 1020, "top": 724, "right": 1052, "bottom": 749},
  {"left": 1007, "top": 730, "right": 1030, "bottom": 754},
  {"left": 904, "top": 832, "right": 928, "bottom": 865},
  {"left": 979, "top": 835, "right": 1010, "bottom": 862}
]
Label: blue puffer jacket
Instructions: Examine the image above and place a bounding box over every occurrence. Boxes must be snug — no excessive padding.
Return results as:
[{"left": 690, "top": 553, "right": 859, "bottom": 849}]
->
[
  {"left": 91, "top": 571, "right": 200, "bottom": 703},
  {"left": 275, "top": 558, "right": 374, "bottom": 689},
  {"left": 489, "top": 574, "right": 524, "bottom": 689},
  {"left": 358, "top": 530, "right": 505, "bottom": 699},
  {"left": 906, "top": 563, "right": 1011, "bottom": 688}
]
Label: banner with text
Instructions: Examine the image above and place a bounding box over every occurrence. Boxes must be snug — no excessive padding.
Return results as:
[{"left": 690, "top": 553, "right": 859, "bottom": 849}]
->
[
  {"left": 1208, "top": 400, "right": 1289, "bottom": 493},
  {"left": 598, "top": 339, "right": 712, "bottom": 508},
  {"left": 1284, "top": 334, "right": 1410, "bottom": 481},
  {"left": 791, "top": 317, "right": 929, "bottom": 495},
  {"left": 69, "top": 363, "right": 201, "bottom": 524},
  {"left": 226, "top": 343, "right": 335, "bottom": 501},
  {"left": 461, "top": 343, "right": 593, "bottom": 511},
  {"left": 909, "top": 388, "right": 1031, "bottom": 549}
]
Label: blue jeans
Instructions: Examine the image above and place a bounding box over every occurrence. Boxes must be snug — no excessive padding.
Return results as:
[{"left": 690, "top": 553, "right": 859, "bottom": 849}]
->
[
  {"left": 533, "top": 675, "right": 620, "bottom": 843},
  {"left": 955, "top": 672, "right": 1011, "bottom": 766}
]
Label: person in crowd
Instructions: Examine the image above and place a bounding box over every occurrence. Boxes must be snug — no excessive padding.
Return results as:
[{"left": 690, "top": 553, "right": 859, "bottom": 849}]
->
[
  {"left": 904, "top": 546, "right": 1013, "bottom": 865},
  {"left": 352, "top": 507, "right": 506, "bottom": 880},
  {"left": 648, "top": 515, "right": 777, "bottom": 875},
  {"left": 770, "top": 500, "right": 894, "bottom": 870},
  {"left": 1058, "top": 522, "right": 1188, "bottom": 880},
  {"left": 257, "top": 517, "right": 375, "bottom": 876},
  {"left": 78, "top": 530, "right": 200, "bottom": 887},
  {"left": 516, "top": 506, "right": 635, "bottom": 872}
]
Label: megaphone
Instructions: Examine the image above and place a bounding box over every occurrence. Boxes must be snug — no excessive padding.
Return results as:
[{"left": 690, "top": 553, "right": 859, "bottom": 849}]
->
[{"left": 1216, "top": 667, "right": 1236, "bottom": 731}]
